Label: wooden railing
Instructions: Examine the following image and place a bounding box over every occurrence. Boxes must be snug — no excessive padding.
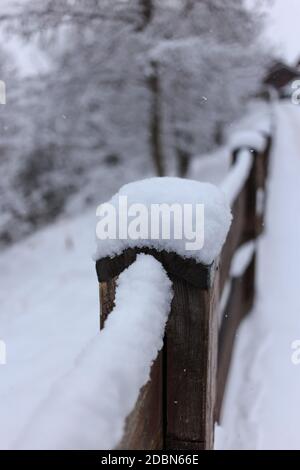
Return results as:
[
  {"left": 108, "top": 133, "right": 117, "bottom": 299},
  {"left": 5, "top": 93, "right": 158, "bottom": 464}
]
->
[{"left": 95, "top": 133, "right": 272, "bottom": 450}]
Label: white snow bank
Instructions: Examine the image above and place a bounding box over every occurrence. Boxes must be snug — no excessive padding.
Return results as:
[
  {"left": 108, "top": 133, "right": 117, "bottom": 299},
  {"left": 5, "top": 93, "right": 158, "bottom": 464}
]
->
[
  {"left": 220, "top": 149, "right": 253, "bottom": 206},
  {"left": 227, "top": 130, "right": 267, "bottom": 153},
  {"left": 95, "top": 177, "right": 232, "bottom": 266},
  {"left": 16, "top": 255, "right": 172, "bottom": 450}
]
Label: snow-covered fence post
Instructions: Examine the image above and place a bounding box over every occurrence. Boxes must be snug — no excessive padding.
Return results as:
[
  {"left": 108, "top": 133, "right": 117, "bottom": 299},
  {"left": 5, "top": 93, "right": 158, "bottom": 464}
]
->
[
  {"left": 98, "top": 251, "right": 165, "bottom": 450},
  {"left": 230, "top": 132, "right": 272, "bottom": 241},
  {"left": 95, "top": 130, "right": 272, "bottom": 446},
  {"left": 216, "top": 146, "right": 259, "bottom": 419},
  {"left": 95, "top": 177, "right": 231, "bottom": 449},
  {"left": 216, "top": 134, "right": 272, "bottom": 419},
  {"left": 96, "top": 250, "right": 220, "bottom": 450}
]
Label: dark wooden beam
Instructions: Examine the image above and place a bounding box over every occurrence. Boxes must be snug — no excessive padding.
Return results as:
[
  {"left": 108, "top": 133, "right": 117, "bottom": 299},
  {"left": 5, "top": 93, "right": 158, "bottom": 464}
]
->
[{"left": 96, "top": 247, "right": 213, "bottom": 289}]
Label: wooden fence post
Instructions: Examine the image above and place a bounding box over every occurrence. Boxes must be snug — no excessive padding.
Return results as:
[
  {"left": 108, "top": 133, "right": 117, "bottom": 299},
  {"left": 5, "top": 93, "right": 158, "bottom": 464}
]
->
[
  {"left": 165, "top": 267, "right": 219, "bottom": 450},
  {"left": 95, "top": 137, "right": 272, "bottom": 448},
  {"left": 216, "top": 147, "right": 258, "bottom": 420},
  {"left": 100, "top": 274, "right": 164, "bottom": 450},
  {"left": 96, "top": 248, "right": 219, "bottom": 450}
]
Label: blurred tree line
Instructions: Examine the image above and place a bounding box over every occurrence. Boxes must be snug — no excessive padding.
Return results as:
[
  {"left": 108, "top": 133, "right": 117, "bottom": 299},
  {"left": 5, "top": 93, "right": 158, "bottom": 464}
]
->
[{"left": 0, "top": 0, "right": 268, "bottom": 244}]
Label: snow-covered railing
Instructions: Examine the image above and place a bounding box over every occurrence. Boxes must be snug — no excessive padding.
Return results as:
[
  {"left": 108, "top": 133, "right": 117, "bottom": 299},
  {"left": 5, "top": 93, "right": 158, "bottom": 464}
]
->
[
  {"left": 216, "top": 132, "right": 272, "bottom": 419},
  {"left": 95, "top": 131, "right": 272, "bottom": 450},
  {"left": 16, "top": 255, "right": 172, "bottom": 450}
]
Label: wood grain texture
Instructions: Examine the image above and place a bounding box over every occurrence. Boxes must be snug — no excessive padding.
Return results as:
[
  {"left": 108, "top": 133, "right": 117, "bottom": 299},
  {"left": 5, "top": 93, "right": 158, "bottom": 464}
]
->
[
  {"left": 100, "top": 279, "right": 116, "bottom": 330},
  {"left": 98, "top": 255, "right": 219, "bottom": 450},
  {"left": 165, "top": 271, "right": 219, "bottom": 450},
  {"left": 96, "top": 247, "right": 212, "bottom": 289}
]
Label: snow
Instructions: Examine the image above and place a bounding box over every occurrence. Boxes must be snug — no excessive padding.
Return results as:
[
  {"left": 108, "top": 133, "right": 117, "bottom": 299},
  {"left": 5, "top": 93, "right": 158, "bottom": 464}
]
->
[
  {"left": 1, "top": 98, "right": 300, "bottom": 449},
  {"left": 256, "top": 188, "right": 265, "bottom": 216},
  {"left": 227, "top": 130, "right": 267, "bottom": 153},
  {"left": 0, "top": 158, "right": 230, "bottom": 450},
  {"left": 218, "top": 241, "right": 255, "bottom": 325},
  {"left": 94, "top": 177, "right": 232, "bottom": 266},
  {"left": 1, "top": 0, "right": 30, "bottom": 16},
  {"left": 226, "top": 101, "right": 273, "bottom": 136},
  {"left": 0, "top": 211, "right": 99, "bottom": 450},
  {"left": 0, "top": 0, "right": 267, "bottom": 246},
  {"left": 263, "top": 0, "right": 300, "bottom": 64},
  {"left": 219, "top": 149, "right": 253, "bottom": 206},
  {"left": 0, "top": 341, "right": 6, "bottom": 365},
  {"left": 4, "top": 37, "right": 52, "bottom": 78},
  {"left": 189, "top": 102, "right": 273, "bottom": 206},
  {"left": 230, "top": 241, "right": 255, "bottom": 278},
  {"left": 187, "top": 146, "right": 231, "bottom": 186},
  {"left": 147, "top": 35, "right": 266, "bottom": 161},
  {"left": 223, "top": 103, "right": 273, "bottom": 187},
  {"left": 15, "top": 254, "right": 172, "bottom": 450},
  {"left": 216, "top": 102, "right": 300, "bottom": 450},
  {"left": 219, "top": 280, "right": 232, "bottom": 327}
]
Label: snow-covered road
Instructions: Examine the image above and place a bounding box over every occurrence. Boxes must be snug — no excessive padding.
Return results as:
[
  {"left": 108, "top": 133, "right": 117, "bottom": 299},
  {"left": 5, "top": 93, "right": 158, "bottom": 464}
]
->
[{"left": 216, "top": 102, "right": 300, "bottom": 450}]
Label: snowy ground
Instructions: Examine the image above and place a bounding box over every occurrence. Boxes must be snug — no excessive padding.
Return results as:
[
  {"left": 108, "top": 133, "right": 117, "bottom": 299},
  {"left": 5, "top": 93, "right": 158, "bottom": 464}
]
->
[
  {"left": 216, "top": 102, "right": 300, "bottom": 450},
  {"left": 0, "top": 101, "right": 300, "bottom": 449},
  {"left": 0, "top": 211, "right": 99, "bottom": 449}
]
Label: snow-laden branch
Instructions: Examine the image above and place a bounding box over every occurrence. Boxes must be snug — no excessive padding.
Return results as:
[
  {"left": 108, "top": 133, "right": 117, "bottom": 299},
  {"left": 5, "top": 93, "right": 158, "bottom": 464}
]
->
[{"left": 15, "top": 254, "right": 172, "bottom": 450}]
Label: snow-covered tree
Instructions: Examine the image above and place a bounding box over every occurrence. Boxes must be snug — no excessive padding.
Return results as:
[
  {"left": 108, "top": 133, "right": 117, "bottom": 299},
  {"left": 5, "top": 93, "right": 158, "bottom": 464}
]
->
[{"left": 0, "top": 0, "right": 269, "bottom": 244}]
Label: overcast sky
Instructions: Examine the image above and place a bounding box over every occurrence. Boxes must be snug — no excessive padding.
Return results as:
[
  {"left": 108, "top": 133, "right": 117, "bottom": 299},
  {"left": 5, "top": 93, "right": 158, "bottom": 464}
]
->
[{"left": 265, "top": 0, "right": 300, "bottom": 64}]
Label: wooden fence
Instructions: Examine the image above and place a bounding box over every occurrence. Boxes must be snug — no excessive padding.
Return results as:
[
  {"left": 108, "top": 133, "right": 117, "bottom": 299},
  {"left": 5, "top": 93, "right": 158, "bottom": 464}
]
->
[{"left": 95, "top": 134, "right": 272, "bottom": 450}]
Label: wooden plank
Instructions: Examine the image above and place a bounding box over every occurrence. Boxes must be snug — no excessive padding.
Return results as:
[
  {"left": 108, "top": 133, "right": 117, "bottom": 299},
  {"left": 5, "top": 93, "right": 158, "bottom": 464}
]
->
[
  {"left": 96, "top": 247, "right": 212, "bottom": 289},
  {"left": 216, "top": 253, "right": 256, "bottom": 421},
  {"left": 219, "top": 184, "right": 248, "bottom": 294},
  {"left": 256, "top": 134, "right": 272, "bottom": 235},
  {"left": 99, "top": 251, "right": 219, "bottom": 450},
  {"left": 216, "top": 144, "right": 264, "bottom": 419},
  {"left": 165, "top": 270, "right": 219, "bottom": 450},
  {"left": 263, "top": 134, "right": 272, "bottom": 180},
  {"left": 100, "top": 279, "right": 116, "bottom": 330},
  {"left": 243, "top": 153, "right": 258, "bottom": 242},
  {"left": 219, "top": 143, "right": 266, "bottom": 295}
]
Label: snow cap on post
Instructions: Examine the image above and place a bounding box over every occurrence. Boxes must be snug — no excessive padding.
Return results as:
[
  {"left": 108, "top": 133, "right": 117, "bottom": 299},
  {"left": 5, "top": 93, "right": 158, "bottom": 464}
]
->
[{"left": 95, "top": 177, "right": 232, "bottom": 272}]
